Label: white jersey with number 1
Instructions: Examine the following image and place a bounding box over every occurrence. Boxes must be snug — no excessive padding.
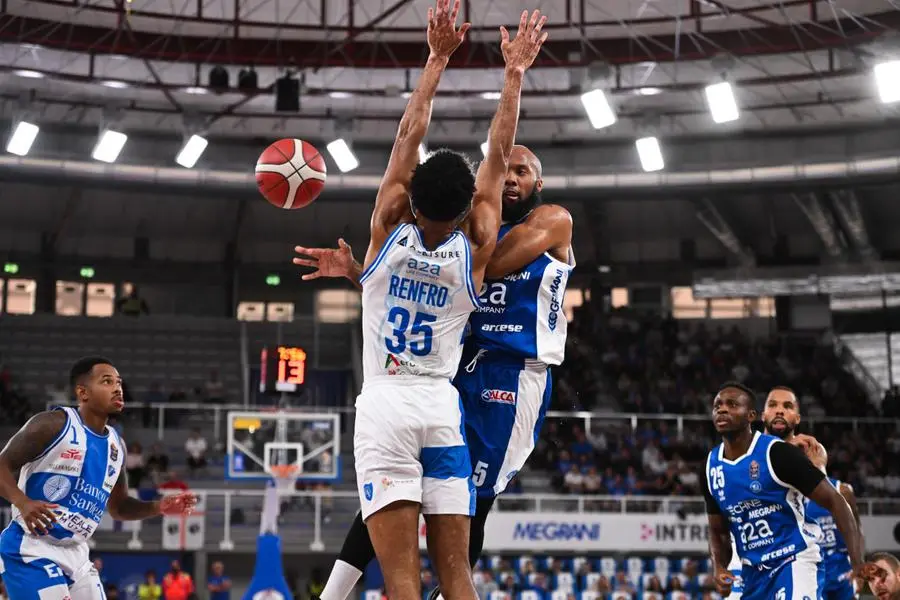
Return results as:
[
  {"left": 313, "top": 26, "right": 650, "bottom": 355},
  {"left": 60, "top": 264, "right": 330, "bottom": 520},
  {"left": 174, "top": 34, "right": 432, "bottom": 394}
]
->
[{"left": 354, "top": 222, "right": 480, "bottom": 520}]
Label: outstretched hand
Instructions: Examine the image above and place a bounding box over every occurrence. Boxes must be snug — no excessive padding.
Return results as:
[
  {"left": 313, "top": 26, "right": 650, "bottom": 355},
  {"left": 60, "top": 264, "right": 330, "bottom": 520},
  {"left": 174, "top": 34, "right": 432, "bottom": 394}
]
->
[
  {"left": 427, "top": 0, "right": 470, "bottom": 60},
  {"left": 293, "top": 239, "right": 356, "bottom": 280},
  {"left": 159, "top": 492, "right": 198, "bottom": 516},
  {"left": 500, "top": 9, "right": 549, "bottom": 73},
  {"left": 713, "top": 567, "right": 735, "bottom": 597}
]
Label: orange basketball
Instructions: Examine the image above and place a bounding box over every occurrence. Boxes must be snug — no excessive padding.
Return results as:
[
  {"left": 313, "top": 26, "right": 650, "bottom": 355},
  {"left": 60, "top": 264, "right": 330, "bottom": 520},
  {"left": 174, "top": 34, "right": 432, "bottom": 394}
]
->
[{"left": 255, "top": 139, "right": 327, "bottom": 209}]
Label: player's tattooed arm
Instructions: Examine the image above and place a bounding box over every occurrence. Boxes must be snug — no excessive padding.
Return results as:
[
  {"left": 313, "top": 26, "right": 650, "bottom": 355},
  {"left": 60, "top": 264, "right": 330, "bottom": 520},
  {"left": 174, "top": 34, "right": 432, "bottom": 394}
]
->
[
  {"left": 0, "top": 410, "right": 67, "bottom": 506},
  {"left": 484, "top": 204, "right": 572, "bottom": 278},
  {"left": 107, "top": 467, "right": 161, "bottom": 520}
]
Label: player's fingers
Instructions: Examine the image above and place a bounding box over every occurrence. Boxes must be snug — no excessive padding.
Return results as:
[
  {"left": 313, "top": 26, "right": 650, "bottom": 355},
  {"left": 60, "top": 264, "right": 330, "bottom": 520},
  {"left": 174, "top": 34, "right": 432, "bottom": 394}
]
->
[
  {"left": 458, "top": 22, "right": 471, "bottom": 39},
  {"left": 538, "top": 31, "right": 549, "bottom": 45},
  {"left": 534, "top": 14, "right": 547, "bottom": 34},
  {"left": 337, "top": 238, "right": 352, "bottom": 250},
  {"left": 527, "top": 9, "right": 540, "bottom": 32},
  {"left": 292, "top": 258, "right": 319, "bottom": 268},
  {"left": 517, "top": 10, "right": 527, "bottom": 34},
  {"left": 301, "top": 272, "right": 322, "bottom": 281},
  {"left": 499, "top": 25, "right": 509, "bottom": 43},
  {"left": 449, "top": 0, "right": 460, "bottom": 23},
  {"left": 41, "top": 507, "right": 58, "bottom": 522},
  {"left": 427, "top": 6, "right": 433, "bottom": 26}
]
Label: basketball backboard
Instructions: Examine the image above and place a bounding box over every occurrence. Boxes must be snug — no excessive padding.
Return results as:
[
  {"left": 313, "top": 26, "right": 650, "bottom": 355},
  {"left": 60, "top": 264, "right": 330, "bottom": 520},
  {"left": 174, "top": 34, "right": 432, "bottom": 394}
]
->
[{"left": 226, "top": 410, "right": 341, "bottom": 482}]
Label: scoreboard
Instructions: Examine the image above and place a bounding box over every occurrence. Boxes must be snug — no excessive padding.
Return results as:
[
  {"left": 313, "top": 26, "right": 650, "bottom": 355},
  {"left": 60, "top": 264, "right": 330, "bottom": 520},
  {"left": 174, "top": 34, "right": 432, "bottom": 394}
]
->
[{"left": 259, "top": 345, "right": 307, "bottom": 394}]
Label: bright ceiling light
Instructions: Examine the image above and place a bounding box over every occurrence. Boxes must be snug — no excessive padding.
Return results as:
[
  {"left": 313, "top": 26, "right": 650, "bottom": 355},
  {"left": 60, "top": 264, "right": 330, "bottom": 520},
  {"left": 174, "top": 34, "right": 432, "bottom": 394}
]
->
[
  {"left": 635, "top": 136, "right": 664, "bottom": 172},
  {"left": 874, "top": 60, "right": 900, "bottom": 104},
  {"left": 13, "top": 70, "right": 44, "bottom": 79},
  {"left": 175, "top": 134, "right": 209, "bottom": 169},
  {"left": 704, "top": 81, "right": 740, "bottom": 123},
  {"left": 636, "top": 87, "right": 662, "bottom": 96},
  {"left": 580, "top": 89, "right": 617, "bottom": 130},
  {"left": 480, "top": 91, "right": 501, "bottom": 100},
  {"left": 6, "top": 121, "right": 39, "bottom": 156},
  {"left": 183, "top": 86, "right": 208, "bottom": 95},
  {"left": 101, "top": 80, "right": 129, "bottom": 89},
  {"left": 92, "top": 129, "right": 128, "bottom": 163},
  {"left": 326, "top": 138, "right": 359, "bottom": 173},
  {"left": 418, "top": 144, "right": 428, "bottom": 164},
  {"left": 480, "top": 141, "right": 489, "bottom": 157},
  {"left": 329, "top": 91, "right": 354, "bottom": 99}
]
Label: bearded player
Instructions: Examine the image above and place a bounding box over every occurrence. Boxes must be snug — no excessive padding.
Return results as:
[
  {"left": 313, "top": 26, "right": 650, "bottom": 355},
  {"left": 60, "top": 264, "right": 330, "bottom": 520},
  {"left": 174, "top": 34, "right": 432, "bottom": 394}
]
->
[
  {"left": 315, "top": 2, "right": 547, "bottom": 600},
  {"left": 762, "top": 386, "right": 864, "bottom": 599},
  {"left": 0, "top": 357, "right": 196, "bottom": 600},
  {"left": 704, "top": 382, "right": 862, "bottom": 600},
  {"left": 294, "top": 143, "right": 572, "bottom": 600}
]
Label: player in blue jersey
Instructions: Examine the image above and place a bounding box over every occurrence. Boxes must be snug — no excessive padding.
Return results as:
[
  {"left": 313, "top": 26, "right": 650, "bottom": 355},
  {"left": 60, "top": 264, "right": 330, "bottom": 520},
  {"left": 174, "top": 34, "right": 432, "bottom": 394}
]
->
[
  {"left": 292, "top": 145, "right": 572, "bottom": 600},
  {"left": 762, "top": 386, "right": 864, "bottom": 600},
  {"left": 0, "top": 357, "right": 196, "bottom": 600},
  {"left": 703, "top": 382, "right": 863, "bottom": 600}
]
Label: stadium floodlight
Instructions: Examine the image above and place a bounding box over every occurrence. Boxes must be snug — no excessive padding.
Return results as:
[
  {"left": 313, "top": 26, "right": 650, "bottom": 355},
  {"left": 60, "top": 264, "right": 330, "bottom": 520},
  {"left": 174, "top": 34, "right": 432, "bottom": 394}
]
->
[
  {"left": 418, "top": 143, "right": 428, "bottom": 163},
  {"left": 175, "top": 134, "right": 209, "bottom": 168},
  {"left": 326, "top": 138, "right": 359, "bottom": 173},
  {"left": 6, "top": 121, "right": 39, "bottom": 156},
  {"left": 705, "top": 81, "right": 740, "bottom": 123},
  {"left": 636, "top": 136, "right": 664, "bottom": 172},
  {"left": 480, "top": 141, "right": 489, "bottom": 157},
  {"left": 580, "top": 88, "right": 617, "bottom": 129},
  {"left": 92, "top": 129, "right": 128, "bottom": 163},
  {"left": 13, "top": 70, "right": 44, "bottom": 79},
  {"left": 874, "top": 60, "right": 900, "bottom": 104}
]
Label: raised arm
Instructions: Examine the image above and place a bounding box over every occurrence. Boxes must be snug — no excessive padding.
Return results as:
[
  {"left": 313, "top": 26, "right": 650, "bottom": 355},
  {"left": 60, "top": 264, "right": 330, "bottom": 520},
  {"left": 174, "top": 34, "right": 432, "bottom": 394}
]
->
[
  {"left": 808, "top": 480, "right": 863, "bottom": 570},
  {"left": 465, "top": 10, "right": 548, "bottom": 272},
  {"left": 364, "top": 0, "right": 470, "bottom": 268},
  {"left": 484, "top": 204, "right": 572, "bottom": 278}
]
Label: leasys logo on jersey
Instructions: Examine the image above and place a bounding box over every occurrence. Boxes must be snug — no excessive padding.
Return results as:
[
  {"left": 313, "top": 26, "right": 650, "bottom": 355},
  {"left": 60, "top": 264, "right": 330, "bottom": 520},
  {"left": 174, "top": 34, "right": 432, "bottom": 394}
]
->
[{"left": 481, "top": 389, "right": 516, "bottom": 404}]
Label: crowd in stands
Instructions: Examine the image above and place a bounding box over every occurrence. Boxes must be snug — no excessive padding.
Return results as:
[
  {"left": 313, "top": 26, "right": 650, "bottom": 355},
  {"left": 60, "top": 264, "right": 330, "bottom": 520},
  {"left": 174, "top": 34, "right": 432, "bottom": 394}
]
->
[
  {"left": 403, "top": 555, "right": 726, "bottom": 600},
  {"left": 536, "top": 305, "right": 897, "bottom": 499}
]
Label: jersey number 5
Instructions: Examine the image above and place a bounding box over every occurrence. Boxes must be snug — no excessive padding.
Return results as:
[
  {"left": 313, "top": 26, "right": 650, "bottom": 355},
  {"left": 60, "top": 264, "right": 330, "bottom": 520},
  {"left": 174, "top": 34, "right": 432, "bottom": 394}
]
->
[{"left": 385, "top": 306, "right": 437, "bottom": 356}]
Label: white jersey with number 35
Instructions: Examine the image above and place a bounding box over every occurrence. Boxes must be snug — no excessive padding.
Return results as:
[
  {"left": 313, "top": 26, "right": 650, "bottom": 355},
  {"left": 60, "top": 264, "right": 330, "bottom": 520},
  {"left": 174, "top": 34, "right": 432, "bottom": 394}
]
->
[{"left": 359, "top": 223, "right": 480, "bottom": 381}]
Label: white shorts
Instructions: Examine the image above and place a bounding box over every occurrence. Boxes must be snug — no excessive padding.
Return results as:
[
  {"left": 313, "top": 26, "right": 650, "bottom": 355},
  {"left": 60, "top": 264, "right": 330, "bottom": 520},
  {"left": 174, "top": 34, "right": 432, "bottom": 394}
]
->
[
  {"left": 354, "top": 376, "right": 475, "bottom": 521},
  {"left": 0, "top": 523, "right": 103, "bottom": 600}
]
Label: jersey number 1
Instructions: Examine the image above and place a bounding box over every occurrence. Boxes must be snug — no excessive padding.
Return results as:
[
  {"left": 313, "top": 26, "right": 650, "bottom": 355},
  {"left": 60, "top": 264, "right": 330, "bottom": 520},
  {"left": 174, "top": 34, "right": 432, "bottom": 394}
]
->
[{"left": 385, "top": 306, "right": 437, "bottom": 356}]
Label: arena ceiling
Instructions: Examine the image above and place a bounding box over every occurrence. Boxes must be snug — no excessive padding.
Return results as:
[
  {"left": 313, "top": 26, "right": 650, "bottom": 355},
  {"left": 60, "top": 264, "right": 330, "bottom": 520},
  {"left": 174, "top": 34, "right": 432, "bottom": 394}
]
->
[{"left": 1, "top": 0, "right": 900, "bottom": 143}]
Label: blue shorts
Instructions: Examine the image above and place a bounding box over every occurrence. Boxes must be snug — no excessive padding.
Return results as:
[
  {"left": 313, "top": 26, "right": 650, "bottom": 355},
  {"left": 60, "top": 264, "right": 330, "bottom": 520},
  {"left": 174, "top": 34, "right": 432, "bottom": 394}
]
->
[
  {"left": 822, "top": 553, "right": 856, "bottom": 600},
  {"left": 0, "top": 522, "right": 104, "bottom": 600},
  {"left": 740, "top": 554, "right": 821, "bottom": 600},
  {"left": 453, "top": 349, "right": 552, "bottom": 498}
]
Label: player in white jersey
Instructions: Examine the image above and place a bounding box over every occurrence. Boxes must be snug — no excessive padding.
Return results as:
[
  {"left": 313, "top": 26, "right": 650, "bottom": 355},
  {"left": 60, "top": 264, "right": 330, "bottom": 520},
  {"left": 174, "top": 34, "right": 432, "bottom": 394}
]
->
[
  {"left": 333, "top": 2, "right": 547, "bottom": 599},
  {"left": 0, "top": 357, "right": 196, "bottom": 600},
  {"left": 293, "top": 146, "right": 574, "bottom": 600}
]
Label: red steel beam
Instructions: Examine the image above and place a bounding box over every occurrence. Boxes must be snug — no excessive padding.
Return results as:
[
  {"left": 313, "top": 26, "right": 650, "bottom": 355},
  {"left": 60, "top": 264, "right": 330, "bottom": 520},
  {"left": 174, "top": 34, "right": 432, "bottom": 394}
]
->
[{"left": 1, "top": 10, "right": 896, "bottom": 68}]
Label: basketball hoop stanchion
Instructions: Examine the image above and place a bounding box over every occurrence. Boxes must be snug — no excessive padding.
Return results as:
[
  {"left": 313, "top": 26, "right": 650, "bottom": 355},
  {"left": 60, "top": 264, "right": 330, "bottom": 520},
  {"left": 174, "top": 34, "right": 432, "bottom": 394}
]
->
[{"left": 241, "top": 465, "right": 297, "bottom": 600}]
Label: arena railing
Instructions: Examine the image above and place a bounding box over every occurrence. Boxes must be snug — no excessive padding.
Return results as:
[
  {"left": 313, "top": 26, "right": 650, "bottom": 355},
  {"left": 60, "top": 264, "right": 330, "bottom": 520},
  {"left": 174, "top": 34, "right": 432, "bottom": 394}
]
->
[
  {"left": 65, "top": 489, "right": 900, "bottom": 552},
  {"left": 46, "top": 402, "right": 899, "bottom": 442}
]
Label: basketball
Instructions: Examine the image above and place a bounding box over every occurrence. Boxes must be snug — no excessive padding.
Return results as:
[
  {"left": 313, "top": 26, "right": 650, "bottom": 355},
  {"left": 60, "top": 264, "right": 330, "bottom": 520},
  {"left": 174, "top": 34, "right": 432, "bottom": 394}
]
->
[{"left": 255, "top": 139, "right": 327, "bottom": 210}]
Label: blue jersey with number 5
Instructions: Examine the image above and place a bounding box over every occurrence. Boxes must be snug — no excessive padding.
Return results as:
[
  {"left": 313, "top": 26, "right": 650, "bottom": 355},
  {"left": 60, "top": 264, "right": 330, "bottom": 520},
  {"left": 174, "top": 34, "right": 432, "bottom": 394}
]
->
[
  {"left": 706, "top": 432, "right": 821, "bottom": 568},
  {"left": 359, "top": 223, "right": 480, "bottom": 381}
]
